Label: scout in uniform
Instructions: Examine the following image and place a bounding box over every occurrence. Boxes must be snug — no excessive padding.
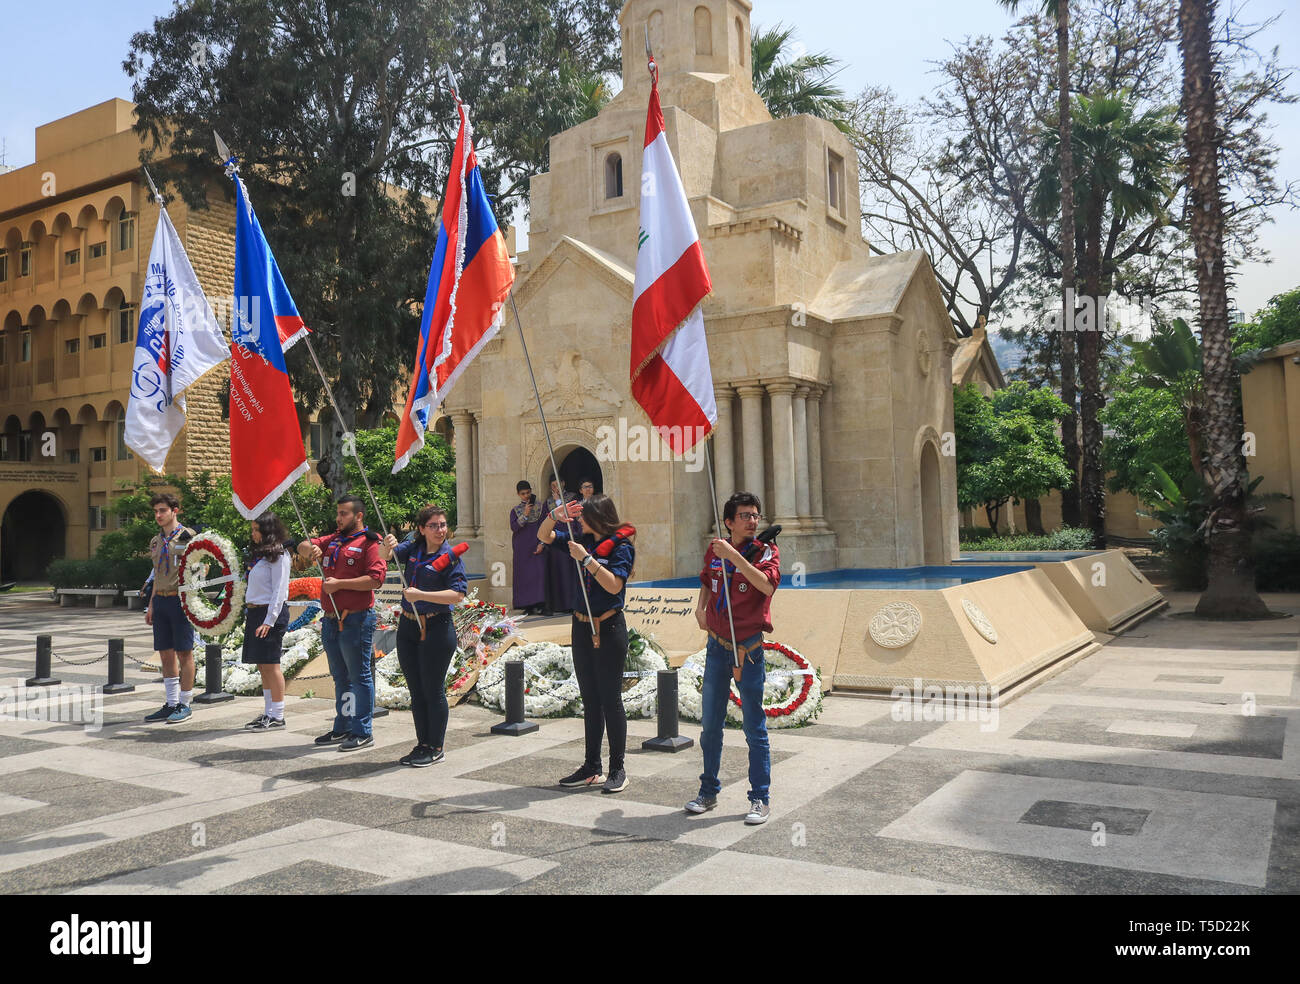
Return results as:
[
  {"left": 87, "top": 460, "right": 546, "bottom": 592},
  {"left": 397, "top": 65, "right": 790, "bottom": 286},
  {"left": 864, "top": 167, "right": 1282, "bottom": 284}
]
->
[
  {"left": 687, "top": 491, "right": 781, "bottom": 825},
  {"left": 143, "top": 492, "right": 197, "bottom": 723},
  {"left": 299, "top": 494, "right": 386, "bottom": 751}
]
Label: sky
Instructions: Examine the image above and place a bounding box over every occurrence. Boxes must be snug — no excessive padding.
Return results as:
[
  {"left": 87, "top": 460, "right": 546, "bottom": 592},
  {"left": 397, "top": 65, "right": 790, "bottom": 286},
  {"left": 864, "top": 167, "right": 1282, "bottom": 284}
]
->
[{"left": 3, "top": 0, "right": 1296, "bottom": 319}]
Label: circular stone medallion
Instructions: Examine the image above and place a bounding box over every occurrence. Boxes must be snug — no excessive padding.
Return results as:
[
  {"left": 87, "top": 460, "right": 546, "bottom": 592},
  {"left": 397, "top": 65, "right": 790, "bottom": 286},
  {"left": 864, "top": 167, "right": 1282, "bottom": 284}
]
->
[
  {"left": 961, "top": 598, "right": 998, "bottom": 644},
  {"left": 869, "top": 601, "right": 923, "bottom": 648}
]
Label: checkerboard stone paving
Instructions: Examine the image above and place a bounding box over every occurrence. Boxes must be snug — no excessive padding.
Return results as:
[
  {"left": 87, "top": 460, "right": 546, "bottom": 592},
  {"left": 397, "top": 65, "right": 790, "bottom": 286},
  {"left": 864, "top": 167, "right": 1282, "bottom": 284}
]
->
[{"left": 0, "top": 594, "right": 1297, "bottom": 894}]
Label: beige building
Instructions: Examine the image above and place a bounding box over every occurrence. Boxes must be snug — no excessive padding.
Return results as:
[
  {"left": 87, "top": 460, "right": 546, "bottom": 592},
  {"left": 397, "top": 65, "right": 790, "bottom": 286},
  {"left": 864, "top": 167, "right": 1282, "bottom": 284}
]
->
[
  {"left": 1242, "top": 338, "right": 1300, "bottom": 531},
  {"left": 0, "top": 100, "right": 235, "bottom": 580},
  {"left": 446, "top": 0, "right": 961, "bottom": 600}
]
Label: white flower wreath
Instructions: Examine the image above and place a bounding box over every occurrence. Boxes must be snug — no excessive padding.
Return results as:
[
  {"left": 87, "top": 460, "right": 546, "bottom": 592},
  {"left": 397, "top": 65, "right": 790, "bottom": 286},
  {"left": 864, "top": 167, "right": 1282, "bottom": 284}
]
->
[
  {"left": 477, "top": 641, "right": 581, "bottom": 718},
  {"left": 676, "top": 641, "right": 823, "bottom": 729},
  {"left": 179, "top": 531, "right": 246, "bottom": 639}
]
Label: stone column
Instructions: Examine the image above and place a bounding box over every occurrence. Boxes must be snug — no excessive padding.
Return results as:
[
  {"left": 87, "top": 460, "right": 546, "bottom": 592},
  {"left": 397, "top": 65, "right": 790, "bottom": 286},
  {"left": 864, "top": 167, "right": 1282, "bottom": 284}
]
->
[
  {"left": 793, "top": 385, "right": 812, "bottom": 525},
  {"left": 766, "top": 380, "right": 798, "bottom": 528},
  {"left": 712, "top": 385, "right": 735, "bottom": 523},
  {"left": 469, "top": 410, "right": 483, "bottom": 537},
  {"left": 450, "top": 409, "right": 474, "bottom": 537},
  {"left": 808, "top": 385, "right": 828, "bottom": 531},
  {"left": 735, "top": 383, "right": 766, "bottom": 505}
]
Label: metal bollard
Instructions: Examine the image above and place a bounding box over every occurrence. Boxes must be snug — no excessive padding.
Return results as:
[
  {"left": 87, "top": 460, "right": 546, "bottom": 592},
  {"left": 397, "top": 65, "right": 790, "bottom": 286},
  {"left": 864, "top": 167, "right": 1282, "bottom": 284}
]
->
[
  {"left": 103, "top": 638, "right": 135, "bottom": 694},
  {"left": 193, "top": 642, "right": 234, "bottom": 704},
  {"left": 642, "top": 669, "right": 693, "bottom": 752},
  {"left": 26, "top": 635, "right": 61, "bottom": 687},
  {"left": 370, "top": 654, "right": 388, "bottom": 718},
  {"left": 490, "top": 660, "right": 539, "bottom": 736}
]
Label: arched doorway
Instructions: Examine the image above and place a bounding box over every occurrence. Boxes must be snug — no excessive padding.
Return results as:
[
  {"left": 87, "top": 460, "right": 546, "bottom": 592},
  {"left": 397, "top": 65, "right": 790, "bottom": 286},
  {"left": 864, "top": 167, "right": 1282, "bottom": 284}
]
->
[
  {"left": 919, "top": 442, "right": 945, "bottom": 565},
  {"left": 1, "top": 491, "right": 67, "bottom": 580},
  {"left": 544, "top": 445, "right": 603, "bottom": 500}
]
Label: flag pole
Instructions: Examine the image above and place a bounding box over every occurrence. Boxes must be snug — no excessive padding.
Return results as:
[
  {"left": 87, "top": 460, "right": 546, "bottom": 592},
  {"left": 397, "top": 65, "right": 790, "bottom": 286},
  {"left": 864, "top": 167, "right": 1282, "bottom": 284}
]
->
[
  {"left": 438, "top": 65, "right": 597, "bottom": 640},
  {"left": 213, "top": 132, "right": 424, "bottom": 640}
]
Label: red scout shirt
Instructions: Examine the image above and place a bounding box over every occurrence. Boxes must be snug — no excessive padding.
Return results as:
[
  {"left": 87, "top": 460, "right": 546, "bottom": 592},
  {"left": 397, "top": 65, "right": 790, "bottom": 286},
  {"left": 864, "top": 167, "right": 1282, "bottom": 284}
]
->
[
  {"left": 700, "top": 539, "right": 781, "bottom": 640},
  {"left": 311, "top": 528, "right": 386, "bottom": 612}
]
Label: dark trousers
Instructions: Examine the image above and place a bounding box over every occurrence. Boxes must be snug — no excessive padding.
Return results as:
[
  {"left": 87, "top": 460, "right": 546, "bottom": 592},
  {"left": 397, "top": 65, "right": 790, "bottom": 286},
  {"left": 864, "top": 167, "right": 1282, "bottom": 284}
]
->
[
  {"left": 570, "top": 609, "right": 628, "bottom": 773},
  {"left": 395, "top": 612, "right": 456, "bottom": 751}
]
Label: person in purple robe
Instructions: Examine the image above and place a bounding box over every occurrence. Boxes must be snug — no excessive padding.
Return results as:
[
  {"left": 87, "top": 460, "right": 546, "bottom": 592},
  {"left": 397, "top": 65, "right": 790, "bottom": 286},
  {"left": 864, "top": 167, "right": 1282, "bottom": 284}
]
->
[{"left": 510, "top": 481, "right": 547, "bottom": 615}]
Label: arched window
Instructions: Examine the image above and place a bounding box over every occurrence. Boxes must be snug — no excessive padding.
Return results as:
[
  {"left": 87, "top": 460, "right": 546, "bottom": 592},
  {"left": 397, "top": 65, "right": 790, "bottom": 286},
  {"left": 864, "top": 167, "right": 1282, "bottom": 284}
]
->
[
  {"left": 605, "top": 152, "right": 624, "bottom": 200},
  {"left": 736, "top": 17, "right": 746, "bottom": 66},
  {"left": 695, "top": 7, "right": 713, "bottom": 56}
]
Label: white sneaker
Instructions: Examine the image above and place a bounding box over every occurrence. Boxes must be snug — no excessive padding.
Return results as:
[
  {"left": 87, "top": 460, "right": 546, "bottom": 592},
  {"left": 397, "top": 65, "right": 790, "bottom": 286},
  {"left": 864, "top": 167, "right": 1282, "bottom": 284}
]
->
[{"left": 744, "top": 799, "right": 770, "bottom": 825}]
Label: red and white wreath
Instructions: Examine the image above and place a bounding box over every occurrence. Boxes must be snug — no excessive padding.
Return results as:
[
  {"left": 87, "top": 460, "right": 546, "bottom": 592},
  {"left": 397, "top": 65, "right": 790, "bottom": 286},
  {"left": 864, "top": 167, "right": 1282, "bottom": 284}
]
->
[
  {"left": 678, "top": 640, "right": 824, "bottom": 728},
  {"left": 179, "top": 531, "right": 246, "bottom": 639}
]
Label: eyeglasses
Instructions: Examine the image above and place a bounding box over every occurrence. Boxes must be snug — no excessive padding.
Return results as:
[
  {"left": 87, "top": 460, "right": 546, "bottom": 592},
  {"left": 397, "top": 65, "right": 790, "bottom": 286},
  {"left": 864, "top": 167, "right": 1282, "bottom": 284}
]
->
[
  {"left": 424, "top": 522, "right": 448, "bottom": 530},
  {"left": 734, "top": 513, "right": 761, "bottom": 522}
]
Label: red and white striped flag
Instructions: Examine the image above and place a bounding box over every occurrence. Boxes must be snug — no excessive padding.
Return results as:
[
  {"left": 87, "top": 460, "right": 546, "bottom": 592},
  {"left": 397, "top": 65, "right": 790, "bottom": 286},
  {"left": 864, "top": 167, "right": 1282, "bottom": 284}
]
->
[{"left": 630, "top": 60, "right": 716, "bottom": 454}]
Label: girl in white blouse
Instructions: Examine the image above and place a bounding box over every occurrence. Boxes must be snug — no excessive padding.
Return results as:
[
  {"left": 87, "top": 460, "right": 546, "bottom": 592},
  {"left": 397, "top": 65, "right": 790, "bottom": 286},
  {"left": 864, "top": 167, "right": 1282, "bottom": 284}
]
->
[{"left": 243, "top": 512, "right": 293, "bottom": 730}]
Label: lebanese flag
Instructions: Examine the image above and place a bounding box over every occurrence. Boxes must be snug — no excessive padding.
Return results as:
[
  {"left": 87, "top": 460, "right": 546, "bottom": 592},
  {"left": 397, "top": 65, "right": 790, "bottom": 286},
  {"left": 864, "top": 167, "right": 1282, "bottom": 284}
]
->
[
  {"left": 228, "top": 173, "right": 309, "bottom": 519},
  {"left": 394, "top": 98, "right": 515, "bottom": 473},
  {"left": 630, "top": 60, "right": 716, "bottom": 454}
]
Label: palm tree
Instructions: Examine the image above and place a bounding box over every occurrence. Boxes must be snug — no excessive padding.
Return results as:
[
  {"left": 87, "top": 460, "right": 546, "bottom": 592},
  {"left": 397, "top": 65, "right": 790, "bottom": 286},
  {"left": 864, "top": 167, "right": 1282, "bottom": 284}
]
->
[
  {"left": 1033, "top": 92, "right": 1181, "bottom": 546},
  {"left": 1132, "top": 316, "right": 1204, "bottom": 477},
  {"left": 1000, "top": 0, "right": 1080, "bottom": 529},
  {"left": 750, "top": 24, "right": 853, "bottom": 133},
  {"left": 1178, "top": 0, "right": 1270, "bottom": 617}
]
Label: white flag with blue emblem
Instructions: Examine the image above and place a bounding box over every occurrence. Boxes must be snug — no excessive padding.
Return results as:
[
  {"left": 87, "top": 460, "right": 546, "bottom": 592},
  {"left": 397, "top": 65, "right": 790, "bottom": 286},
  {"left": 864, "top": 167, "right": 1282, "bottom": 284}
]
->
[{"left": 124, "top": 207, "right": 230, "bottom": 473}]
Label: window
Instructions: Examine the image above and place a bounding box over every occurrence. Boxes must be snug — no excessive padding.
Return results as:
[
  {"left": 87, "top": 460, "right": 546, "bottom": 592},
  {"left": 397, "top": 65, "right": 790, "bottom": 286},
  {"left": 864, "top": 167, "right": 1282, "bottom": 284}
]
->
[
  {"left": 90, "top": 446, "right": 107, "bottom": 462},
  {"left": 20, "top": 245, "right": 31, "bottom": 277},
  {"left": 20, "top": 331, "right": 31, "bottom": 362},
  {"left": 65, "top": 448, "right": 79, "bottom": 464},
  {"left": 89, "top": 505, "right": 107, "bottom": 530},
  {"left": 605, "top": 153, "right": 623, "bottom": 200},
  {"left": 117, "top": 304, "right": 135, "bottom": 343},
  {"left": 309, "top": 422, "right": 322, "bottom": 459},
  {"left": 17, "top": 431, "right": 32, "bottom": 462},
  {"left": 827, "top": 150, "right": 845, "bottom": 216},
  {"left": 116, "top": 213, "right": 135, "bottom": 252},
  {"left": 89, "top": 333, "right": 106, "bottom": 350},
  {"left": 65, "top": 338, "right": 80, "bottom": 354},
  {"left": 0, "top": 335, "right": 5, "bottom": 364},
  {"left": 0, "top": 252, "right": 7, "bottom": 282},
  {"left": 116, "top": 412, "right": 132, "bottom": 460},
  {"left": 694, "top": 7, "right": 712, "bottom": 55},
  {"left": 64, "top": 248, "right": 80, "bottom": 266},
  {"left": 0, "top": 435, "right": 7, "bottom": 460},
  {"left": 88, "top": 242, "right": 106, "bottom": 260}
]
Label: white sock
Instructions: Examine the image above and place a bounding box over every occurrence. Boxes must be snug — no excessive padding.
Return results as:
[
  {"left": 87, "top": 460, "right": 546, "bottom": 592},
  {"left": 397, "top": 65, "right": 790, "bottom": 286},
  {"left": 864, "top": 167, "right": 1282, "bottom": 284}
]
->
[
  {"left": 164, "top": 677, "right": 179, "bottom": 706},
  {"left": 270, "top": 700, "right": 284, "bottom": 721},
  {"left": 263, "top": 689, "right": 272, "bottom": 715},
  {"left": 179, "top": 689, "right": 192, "bottom": 707}
]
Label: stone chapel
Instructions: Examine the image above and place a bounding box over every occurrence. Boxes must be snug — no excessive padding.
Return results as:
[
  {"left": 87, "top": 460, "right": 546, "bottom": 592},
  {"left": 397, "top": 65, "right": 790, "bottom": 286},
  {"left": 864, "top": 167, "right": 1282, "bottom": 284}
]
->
[{"left": 444, "top": 0, "right": 960, "bottom": 600}]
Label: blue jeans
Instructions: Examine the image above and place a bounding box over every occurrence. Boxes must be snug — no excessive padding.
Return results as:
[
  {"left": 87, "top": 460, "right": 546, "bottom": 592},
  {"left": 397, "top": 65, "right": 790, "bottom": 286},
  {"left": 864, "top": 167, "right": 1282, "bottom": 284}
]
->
[
  {"left": 320, "top": 610, "right": 376, "bottom": 737},
  {"left": 699, "top": 632, "right": 769, "bottom": 803}
]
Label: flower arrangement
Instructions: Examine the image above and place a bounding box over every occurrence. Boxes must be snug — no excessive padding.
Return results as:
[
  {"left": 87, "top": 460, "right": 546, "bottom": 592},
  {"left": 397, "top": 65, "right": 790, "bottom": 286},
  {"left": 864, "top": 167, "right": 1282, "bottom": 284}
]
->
[
  {"left": 676, "top": 640, "right": 823, "bottom": 729},
  {"left": 178, "top": 532, "right": 245, "bottom": 640},
  {"left": 476, "top": 641, "right": 580, "bottom": 718},
  {"left": 210, "top": 623, "right": 322, "bottom": 695},
  {"left": 288, "top": 577, "right": 321, "bottom": 601}
]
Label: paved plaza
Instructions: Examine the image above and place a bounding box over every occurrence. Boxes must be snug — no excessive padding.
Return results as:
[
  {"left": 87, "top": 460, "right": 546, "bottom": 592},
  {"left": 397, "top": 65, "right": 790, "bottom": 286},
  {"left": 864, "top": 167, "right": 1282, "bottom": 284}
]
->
[{"left": 0, "top": 592, "right": 1296, "bottom": 895}]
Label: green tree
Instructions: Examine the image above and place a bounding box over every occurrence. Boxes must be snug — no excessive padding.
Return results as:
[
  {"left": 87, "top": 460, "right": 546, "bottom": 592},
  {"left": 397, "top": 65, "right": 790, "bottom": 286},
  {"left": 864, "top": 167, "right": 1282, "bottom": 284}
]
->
[
  {"left": 1101, "top": 366, "right": 1195, "bottom": 504},
  {"left": 342, "top": 425, "right": 457, "bottom": 536},
  {"left": 1179, "top": 0, "right": 1269, "bottom": 617},
  {"left": 1234, "top": 286, "right": 1300, "bottom": 354},
  {"left": 750, "top": 23, "right": 852, "bottom": 132},
  {"left": 1129, "top": 315, "right": 1205, "bottom": 475},
  {"left": 126, "top": 0, "right": 623, "bottom": 492},
  {"left": 954, "top": 382, "right": 1072, "bottom": 528}
]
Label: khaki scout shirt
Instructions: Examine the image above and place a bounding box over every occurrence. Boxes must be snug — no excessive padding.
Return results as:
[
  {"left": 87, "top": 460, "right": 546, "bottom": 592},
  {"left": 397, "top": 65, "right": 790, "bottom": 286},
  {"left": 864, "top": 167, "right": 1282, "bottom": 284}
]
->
[{"left": 149, "top": 525, "right": 196, "bottom": 593}]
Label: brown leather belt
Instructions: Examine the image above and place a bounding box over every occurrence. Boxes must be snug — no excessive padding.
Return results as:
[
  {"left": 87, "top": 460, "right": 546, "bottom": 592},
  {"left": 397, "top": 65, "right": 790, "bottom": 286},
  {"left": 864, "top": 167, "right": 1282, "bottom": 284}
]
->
[
  {"left": 708, "top": 628, "right": 763, "bottom": 667},
  {"left": 153, "top": 589, "right": 179, "bottom": 597},
  {"left": 574, "top": 608, "right": 622, "bottom": 648},
  {"left": 326, "top": 606, "right": 365, "bottom": 632}
]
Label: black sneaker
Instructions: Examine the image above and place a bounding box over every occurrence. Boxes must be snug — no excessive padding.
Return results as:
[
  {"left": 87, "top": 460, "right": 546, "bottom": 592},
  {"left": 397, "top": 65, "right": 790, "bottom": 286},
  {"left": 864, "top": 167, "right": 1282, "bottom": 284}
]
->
[
  {"left": 339, "top": 734, "right": 374, "bottom": 752},
  {"left": 245, "top": 714, "right": 271, "bottom": 730},
  {"left": 399, "top": 744, "right": 424, "bottom": 767},
  {"left": 144, "top": 703, "right": 177, "bottom": 722},
  {"left": 410, "top": 746, "right": 444, "bottom": 768},
  {"left": 558, "top": 764, "right": 603, "bottom": 788},
  {"left": 314, "top": 730, "right": 349, "bottom": 746},
  {"left": 251, "top": 716, "right": 285, "bottom": 731},
  {"left": 602, "top": 768, "right": 627, "bottom": 794}
]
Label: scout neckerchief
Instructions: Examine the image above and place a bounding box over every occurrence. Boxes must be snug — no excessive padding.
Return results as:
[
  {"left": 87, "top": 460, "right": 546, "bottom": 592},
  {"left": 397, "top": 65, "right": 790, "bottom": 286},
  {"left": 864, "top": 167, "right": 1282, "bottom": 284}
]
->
[
  {"left": 582, "top": 525, "right": 636, "bottom": 593},
  {"left": 403, "top": 540, "right": 448, "bottom": 590},
  {"left": 324, "top": 527, "right": 368, "bottom": 572},
  {"left": 710, "top": 538, "right": 754, "bottom": 614},
  {"left": 158, "top": 524, "right": 185, "bottom": 575}
]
